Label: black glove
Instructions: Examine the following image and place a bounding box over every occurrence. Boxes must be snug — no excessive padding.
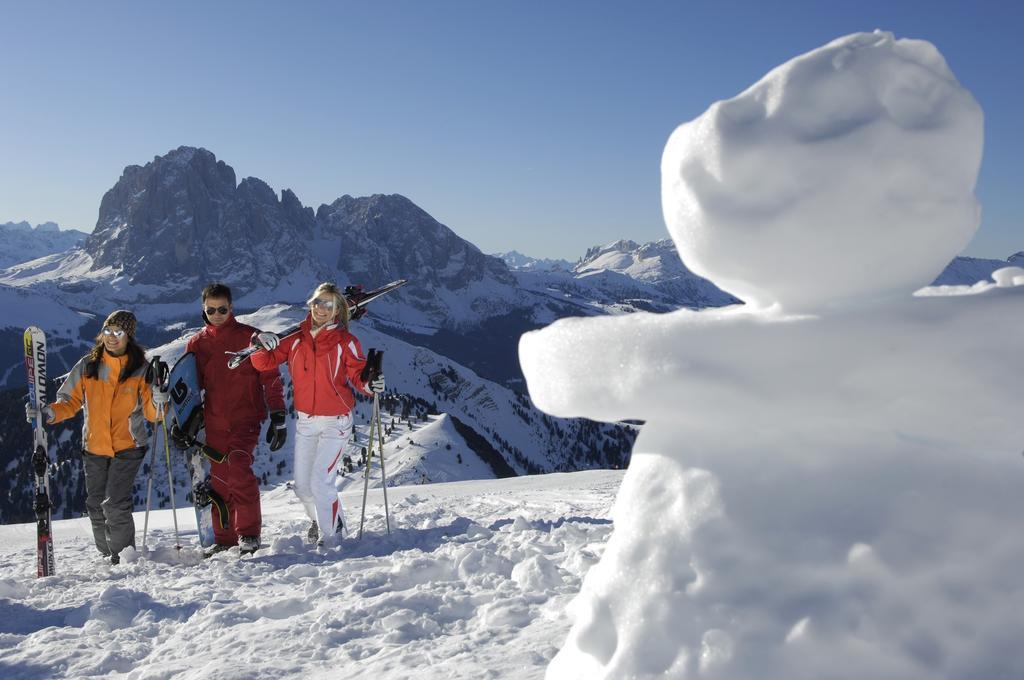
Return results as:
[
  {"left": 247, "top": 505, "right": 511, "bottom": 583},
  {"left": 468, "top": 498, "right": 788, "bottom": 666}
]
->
[
  {"left": 266, "top": 410, "right": 287, "bottom": 452},
  {"left": 170, "top": 421, "right": 193, "bottom": 450}
]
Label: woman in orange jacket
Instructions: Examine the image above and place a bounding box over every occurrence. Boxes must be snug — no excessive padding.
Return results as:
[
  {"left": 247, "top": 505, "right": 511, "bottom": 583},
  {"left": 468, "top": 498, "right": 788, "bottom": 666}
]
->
[{"left": 28, "top": 310, "right": 164, "bottom": 564}]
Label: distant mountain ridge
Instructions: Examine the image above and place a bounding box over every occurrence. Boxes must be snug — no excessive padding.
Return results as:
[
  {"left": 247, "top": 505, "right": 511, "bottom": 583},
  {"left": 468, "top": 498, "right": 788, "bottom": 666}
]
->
[
  {"left": 932, "top": 251, "right": 1024, "bottom": 286},
  {"left": 0, "top": 221, "right": 88, "bottom": 268},
  {"left": 495, "top": 250, "right": 573, "bottom": 272}
]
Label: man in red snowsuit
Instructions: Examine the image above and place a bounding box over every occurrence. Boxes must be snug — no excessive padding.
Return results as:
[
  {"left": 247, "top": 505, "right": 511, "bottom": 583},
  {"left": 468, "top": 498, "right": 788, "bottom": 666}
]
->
[{"left": 184, "top": 283, "right": 286, "bottom": 554}]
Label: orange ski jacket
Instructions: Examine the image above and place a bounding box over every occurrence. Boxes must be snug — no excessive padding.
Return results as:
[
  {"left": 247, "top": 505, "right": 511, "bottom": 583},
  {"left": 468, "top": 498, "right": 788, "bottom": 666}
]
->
[{"left": 50, "top": 351, "right": 159, "bottom": 456}]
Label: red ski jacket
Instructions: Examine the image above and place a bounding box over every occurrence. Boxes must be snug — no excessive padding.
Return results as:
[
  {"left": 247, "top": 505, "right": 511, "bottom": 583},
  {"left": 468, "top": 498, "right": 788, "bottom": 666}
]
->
[
  {"left": 186, "top": 315, "right": 285, "bottom": 431},
  {"left": 250, "top": 315, "right": 371, "bottom": 417}
]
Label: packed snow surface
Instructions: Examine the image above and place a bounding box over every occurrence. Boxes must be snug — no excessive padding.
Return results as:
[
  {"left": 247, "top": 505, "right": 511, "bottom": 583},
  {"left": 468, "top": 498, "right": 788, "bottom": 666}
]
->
[
  {"left": 0, "top": 471, "right": 621, "bottom": 679},
  {"left": 661, "top": 30, "right": 983, "bottom": 311},
  {"left": 522, "top": 31, "right": 1023, "bottom": 679}
]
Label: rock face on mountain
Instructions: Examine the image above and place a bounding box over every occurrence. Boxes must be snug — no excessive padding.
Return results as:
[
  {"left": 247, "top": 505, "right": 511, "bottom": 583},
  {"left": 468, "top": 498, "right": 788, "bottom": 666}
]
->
[
  {"left": 317, "top": 193, "right": 518, "bottom": 325},
  {"left": 0, "top": 221, "right": 87, "bottom": 268},
  {"left": 86, "top": 146, "right": 322, "bottom": 299},
  {"left": 8, "top": 147, "right": 521, "bottom": 320},
  {"left": 319, "top": 194, "right": 511, "bottom": 287}
]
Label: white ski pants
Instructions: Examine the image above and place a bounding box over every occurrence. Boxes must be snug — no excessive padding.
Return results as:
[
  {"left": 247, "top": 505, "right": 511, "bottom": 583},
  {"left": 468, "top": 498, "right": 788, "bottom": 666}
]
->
[{"left": 294, "top": 412, "right": 352, "bottom": 544}]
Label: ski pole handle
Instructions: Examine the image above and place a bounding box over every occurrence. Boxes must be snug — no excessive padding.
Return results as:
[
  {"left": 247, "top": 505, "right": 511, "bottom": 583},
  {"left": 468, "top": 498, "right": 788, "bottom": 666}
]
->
[
  {"left": 145, "top": 356, "right": 169, "bottom": 388},
  {"left": 360, "top": 349, "right": 384, "bottom": 383}
]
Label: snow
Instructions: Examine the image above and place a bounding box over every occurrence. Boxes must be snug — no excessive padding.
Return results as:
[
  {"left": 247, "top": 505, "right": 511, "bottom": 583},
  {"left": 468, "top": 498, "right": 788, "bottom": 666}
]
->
[
  {"left": 336, "top": 413, "right": 497, "bottom": 489},
  {"left": 661, "top": 30, "right": 983, "bottom": 312},
  {"left": 0, "top": 285, "right": 89, "bottom": 337},
  {"left": 521, "top": 31, "right": 1024, "bottom": 678},
  {"left": 0, "top": 470, "right": 621, "bottom": 679}
]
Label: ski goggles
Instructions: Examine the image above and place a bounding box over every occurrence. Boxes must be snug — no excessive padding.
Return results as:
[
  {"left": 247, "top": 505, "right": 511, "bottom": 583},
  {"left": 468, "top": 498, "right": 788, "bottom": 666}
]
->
[
  {"left": 205, "top": 306, "right": 230, "bottom": 316},
  {"left": 102, "top": 327, "right": 126, "bottom": 338},
  {"left": 311, "top": 298, "right": 336, "bottom": 310}
]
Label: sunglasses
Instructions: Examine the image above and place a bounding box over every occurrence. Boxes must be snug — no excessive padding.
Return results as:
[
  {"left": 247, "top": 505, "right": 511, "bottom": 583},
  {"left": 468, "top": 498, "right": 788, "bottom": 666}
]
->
[
  {"left": 102, "top": 328, "right": 126, "bottom": 338},
  {"left": 311, "top": 298, "right": 335, "bottom": 310},
  {"left": 205, "top": 306, "right": 230, "bottom": 316}
]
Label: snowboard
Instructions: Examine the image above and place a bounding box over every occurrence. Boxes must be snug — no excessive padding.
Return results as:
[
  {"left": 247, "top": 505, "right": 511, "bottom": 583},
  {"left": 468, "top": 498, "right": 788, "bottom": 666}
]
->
[
  {"left": 167, "top": 353, "right": 228, "bottom": 548},
  {"left": 24, "top": 326, "right": 55, "bottom": 577}
]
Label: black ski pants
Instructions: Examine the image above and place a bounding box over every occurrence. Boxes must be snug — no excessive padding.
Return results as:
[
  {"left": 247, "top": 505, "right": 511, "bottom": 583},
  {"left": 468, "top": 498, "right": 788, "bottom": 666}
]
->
[{"left": 83, "top": 447, "right": 146, "bottom": 558}]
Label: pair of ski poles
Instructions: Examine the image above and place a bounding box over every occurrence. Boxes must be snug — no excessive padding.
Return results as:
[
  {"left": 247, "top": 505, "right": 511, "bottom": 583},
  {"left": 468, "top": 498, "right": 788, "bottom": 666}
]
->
[
  {"left": 358, "top": 350, "right": 391, "bottom": 539},
  {"left": 141, "top": 356, "right": 181, "bottom": 552}
]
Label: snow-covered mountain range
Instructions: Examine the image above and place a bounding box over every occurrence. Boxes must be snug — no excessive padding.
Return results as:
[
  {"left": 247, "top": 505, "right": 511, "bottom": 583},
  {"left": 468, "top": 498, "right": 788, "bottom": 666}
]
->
[
  {"left": 495, "top": 250, "right": 573, "bottom": 272},
  {"left": 932, "top": 250, "right": 1024, "bottom": 286},
  {"left": 0, "top": 221, "right": 87, "bottom": 269}
]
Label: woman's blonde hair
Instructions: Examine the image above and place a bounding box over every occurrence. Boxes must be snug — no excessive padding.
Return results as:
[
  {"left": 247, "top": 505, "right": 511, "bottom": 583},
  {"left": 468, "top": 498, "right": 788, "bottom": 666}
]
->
[{"left": 307, "top": 282, "right": 350, "bottom": 329}]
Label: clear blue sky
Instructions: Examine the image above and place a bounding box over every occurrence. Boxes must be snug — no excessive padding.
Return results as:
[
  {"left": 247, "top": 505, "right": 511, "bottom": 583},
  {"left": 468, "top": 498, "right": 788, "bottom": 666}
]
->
[{"left": 1, "top": 1, "right": 1020, "bottom": 260}]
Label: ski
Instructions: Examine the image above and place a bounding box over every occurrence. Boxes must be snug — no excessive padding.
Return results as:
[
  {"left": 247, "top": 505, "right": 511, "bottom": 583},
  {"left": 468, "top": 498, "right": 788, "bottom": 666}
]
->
[
  {"left": 24, "top": 326, "right": 55, "bottom": 577},
  {"left": 227, "top": 279, "right": 409, "bottom": 369},
  {"left": 167, "top": 353, "right": 228, "bottom": 548}
]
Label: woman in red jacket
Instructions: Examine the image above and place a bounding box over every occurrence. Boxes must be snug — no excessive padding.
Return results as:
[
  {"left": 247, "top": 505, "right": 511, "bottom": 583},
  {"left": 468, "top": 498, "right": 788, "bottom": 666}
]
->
[{"left": 251, "top": 282, "right": 385, "bottom": 547}]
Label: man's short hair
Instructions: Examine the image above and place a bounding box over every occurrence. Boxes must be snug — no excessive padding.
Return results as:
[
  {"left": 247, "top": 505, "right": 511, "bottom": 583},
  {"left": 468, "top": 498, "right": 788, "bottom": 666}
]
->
[{"left": 202, "top": 282, "right": 233, "bottom": 303}]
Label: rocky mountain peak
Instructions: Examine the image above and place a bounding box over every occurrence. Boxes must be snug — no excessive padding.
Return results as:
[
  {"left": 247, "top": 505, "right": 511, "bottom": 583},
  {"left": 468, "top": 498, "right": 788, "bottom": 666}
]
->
[
  {"left": 317, "top": 193, "right": 513, "bottom": 289},
  {"left": 576, "top": 240, "right": 642, "bottom": 269},
  {"left": 575, "top": 240, "right": 645, "bottom": 274},
  {"left": 82, "top": 146, "right": 322, "bottom": 300}
]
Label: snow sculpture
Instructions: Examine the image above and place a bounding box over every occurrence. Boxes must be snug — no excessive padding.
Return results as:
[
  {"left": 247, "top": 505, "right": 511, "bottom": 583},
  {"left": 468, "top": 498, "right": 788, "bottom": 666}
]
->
[
  {"left": 662, "top": 31, "right": 983, "bottom": 312},
  {"left": 521, "top": 32, "right": 1024, "bottom": 679}
]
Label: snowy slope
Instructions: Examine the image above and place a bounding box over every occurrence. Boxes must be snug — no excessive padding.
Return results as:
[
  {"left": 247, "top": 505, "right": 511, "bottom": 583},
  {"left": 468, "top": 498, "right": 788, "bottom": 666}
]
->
[
  {"left": 0, "top": 283, "right": 93, "bottom": 337},
  {"left": 0, "top": 470, "right": 621, "bottom": 680},
  {"left": 0, "top": 284, "right": 95, "bottom": 388},
  {"left": 932, "top": 252, "right": 1023, "bottom": 286},
  {"left": 336, "top": 413, "right": 498, "bottom": 492}
]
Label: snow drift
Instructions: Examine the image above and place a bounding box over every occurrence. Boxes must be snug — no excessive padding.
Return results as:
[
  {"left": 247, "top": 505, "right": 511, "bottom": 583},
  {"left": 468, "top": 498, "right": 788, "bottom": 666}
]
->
[{"left": 522, "top": 31, "right": 1024, "bottom": 679}]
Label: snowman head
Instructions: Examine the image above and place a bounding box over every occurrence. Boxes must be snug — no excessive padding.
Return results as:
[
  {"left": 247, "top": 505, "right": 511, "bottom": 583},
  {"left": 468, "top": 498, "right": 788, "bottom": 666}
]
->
[{"left": 661, "top": 31, "right": 983, "bottom": 311}]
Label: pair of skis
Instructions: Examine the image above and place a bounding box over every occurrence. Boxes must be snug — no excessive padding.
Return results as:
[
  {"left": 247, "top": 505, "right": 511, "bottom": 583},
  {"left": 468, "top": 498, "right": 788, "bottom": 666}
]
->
[{"left": 24, "top": 326, "right": 55, "bottom": 577}]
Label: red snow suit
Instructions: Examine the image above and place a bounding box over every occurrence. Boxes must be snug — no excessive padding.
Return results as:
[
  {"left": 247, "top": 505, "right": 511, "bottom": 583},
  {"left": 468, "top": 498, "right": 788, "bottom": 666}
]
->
[{"left": 187, "top": 315, "right": 285, "bottom": 544}]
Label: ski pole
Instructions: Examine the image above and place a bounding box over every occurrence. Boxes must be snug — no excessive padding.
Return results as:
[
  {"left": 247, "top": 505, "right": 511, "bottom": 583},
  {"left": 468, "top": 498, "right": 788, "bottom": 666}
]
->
[
  {"left": 141, "top": 400, "right": 160, "bottom": 552},
  {"left": 140, "top": 356, "right": 161, "bottom": 553},
  {"left": 358, "top": 349, "right": 388, "bottom": 539},
  {"left": 375, "top": 392, "right": 391, "bottom": 535},
  {"left": 161, "top": 414, "right": 182, "bottom": 551},
  {"left": 357, "top": 403, "right": 376, "bottom": 540},
  {"left": 141, "top": 356, "right": 169, "bottom": 552}
]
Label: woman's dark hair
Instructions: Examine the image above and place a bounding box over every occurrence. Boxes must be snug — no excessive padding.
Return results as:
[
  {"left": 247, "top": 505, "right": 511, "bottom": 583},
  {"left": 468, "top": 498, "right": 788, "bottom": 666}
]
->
[
  {"left": 202, "top": 282, "right": 232, "bottom": 303},
  {"left": 83, "top": 333, "right": 148, "bottom": 383}
]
